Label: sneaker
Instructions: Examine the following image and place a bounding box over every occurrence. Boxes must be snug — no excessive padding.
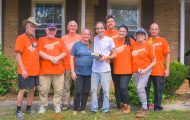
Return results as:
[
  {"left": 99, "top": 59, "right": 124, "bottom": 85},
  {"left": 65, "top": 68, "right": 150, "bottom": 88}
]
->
[
  {"left": 91, "top": 111, "right": 97, "bottom": 114},
  {"left": 136, "top": 108, "right": 148, "bottom": 118},
  {"left": 154, "top": 106, "right": 163, "bottom": 112},
  {"left": 148, "top": 104, "right": 154, "bottom": 109},
  {"left": 154, "top": 109, "right": 163, "bottom": 112},
  {"left": 72, "top": 111, "right": 77, "bottom": 115},
  {"left": 15, "top": 111, "right": 24, "bottom": 120},
  {"left": 81, "top": 111, "right": 86, "bottom": 114},
  {"left": 121, "top": 104, "right": 131, "bottom": 114},
  {"left": 38, "top": 106, "right": 46, "bottom": 114},
  {"left": 26, "top": 109, "right": 36, "bottom": 115},
  {"left": 54, "top": 106, "right": 61, "bottom": 113},
  {"left": 102, "top": 110, "right": 109, "bottom": 114},
  {"left": 62, "top": 104, "right": 69, "bottom": 111}
]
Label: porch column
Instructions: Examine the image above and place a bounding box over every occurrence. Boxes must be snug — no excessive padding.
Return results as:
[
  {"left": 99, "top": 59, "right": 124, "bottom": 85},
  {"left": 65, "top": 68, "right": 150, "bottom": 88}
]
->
[
  {"left": 0, "top": 0, "right": 2, "bottom": 45},
  {"left": 180, "top": 0, "right": 185, "bottom": 64},
  {"left": 81, "top": 0, "right": 85, "bottom": 30}
]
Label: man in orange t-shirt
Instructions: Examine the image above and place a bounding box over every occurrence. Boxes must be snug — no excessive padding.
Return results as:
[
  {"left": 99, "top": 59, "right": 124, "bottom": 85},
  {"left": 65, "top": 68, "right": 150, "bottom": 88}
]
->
[
  {"left": 104, "top": 15, "right": 119, "bottom": 37},
  {"left": 38, "top": 23, "right": 67, "bottom": 114},
  {"left": 15, "top": 17, "right": 41, "bottom": 119},
  {"left": 61, "top": 20, "right": 82, "bottom": 110},
  {"left": 146, "top": 23, "right": 170, "bottom": 112}
]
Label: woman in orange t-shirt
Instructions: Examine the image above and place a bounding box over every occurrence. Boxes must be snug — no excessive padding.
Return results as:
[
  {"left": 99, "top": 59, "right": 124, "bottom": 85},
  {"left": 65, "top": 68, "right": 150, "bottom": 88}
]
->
[
  {"left": 132, "top": 28, "right": 156, "bottom": 117},
  {"left": 112, "top": 25, "right": 134, "bottom": 113}
]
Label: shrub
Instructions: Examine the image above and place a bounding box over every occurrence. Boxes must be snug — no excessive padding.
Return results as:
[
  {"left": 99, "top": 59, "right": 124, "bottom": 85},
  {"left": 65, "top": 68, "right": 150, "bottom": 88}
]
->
[
  {"left": 128, "top": 61, "right": 188, "bottom": 105},
  {"left": 164, "top": 61, "right": 189, "bottom": 96},
  {"left": 128, "top": 79, "right": 139, "bottom": 105},
  {"left": 128, "top": 77, "right": 154, "bottom": 105},
  {"left": 0, "top": 51, "right": 17, "bottom": 95}
]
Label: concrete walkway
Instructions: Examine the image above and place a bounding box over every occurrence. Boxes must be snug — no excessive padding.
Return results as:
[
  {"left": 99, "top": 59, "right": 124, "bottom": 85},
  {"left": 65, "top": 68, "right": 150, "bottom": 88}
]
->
[
  {"left": 0, "top": 100, "right": 117, "bottom": 115},
  {"left": 163, "top": 102, "right": 190, "bottom": 111},
  {"left": 1, "top": 100, "right": 190, "bottom": 113}
]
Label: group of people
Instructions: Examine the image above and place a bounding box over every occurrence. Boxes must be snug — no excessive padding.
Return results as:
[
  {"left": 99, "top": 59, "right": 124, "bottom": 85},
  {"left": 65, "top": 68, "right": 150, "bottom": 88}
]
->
[{"left": 14, "top": 15, "right": 170, "bottom": 119}]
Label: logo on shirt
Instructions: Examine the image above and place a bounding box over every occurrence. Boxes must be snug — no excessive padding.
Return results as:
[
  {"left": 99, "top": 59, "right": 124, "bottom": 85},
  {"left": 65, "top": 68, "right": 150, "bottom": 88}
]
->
[
  {"left": 44, "top": 42, "right": 59, "bottom": 50},
  {"left": 153, "top": 42, "right": 162, "bottom": 48},
  {"left": 132, "top": 48, "right": 145, "bottom": 56}
]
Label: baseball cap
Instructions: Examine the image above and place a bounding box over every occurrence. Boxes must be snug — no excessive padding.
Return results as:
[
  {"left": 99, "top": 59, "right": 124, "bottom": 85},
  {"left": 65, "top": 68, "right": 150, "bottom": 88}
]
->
[
  {"left": 46, "top": 23, "right": 57, "bottom": 29},
  {"left": 134, "top": 28, "right": 148, "bottom": 39}
]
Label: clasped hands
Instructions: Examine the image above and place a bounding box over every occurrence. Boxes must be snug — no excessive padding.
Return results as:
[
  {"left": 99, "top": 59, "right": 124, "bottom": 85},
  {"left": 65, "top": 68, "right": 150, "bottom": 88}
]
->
[{"left": 49, "top": 56, "right": 61, "bottom": 64}]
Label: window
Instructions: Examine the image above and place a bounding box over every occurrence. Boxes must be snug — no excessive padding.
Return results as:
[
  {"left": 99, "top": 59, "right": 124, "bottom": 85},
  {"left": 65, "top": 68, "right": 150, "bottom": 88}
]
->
[
  {"left": 32, "top": 1, "right": 65, "bottom": 38},
  {"left": 108, "top": 0, "right": 140, "bottom": 36}
]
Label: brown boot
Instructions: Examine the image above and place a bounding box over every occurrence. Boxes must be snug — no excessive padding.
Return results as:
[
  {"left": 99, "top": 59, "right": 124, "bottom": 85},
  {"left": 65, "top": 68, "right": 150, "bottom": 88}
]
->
[
  {"left": 121, "top": 104, "right": 131, "bottom": 114},
  {"left": 120, "top": 103, "right": 124, "bottom": 111},
  {"left": 136, "top": 108, "right": 148, "bottom": 118}
]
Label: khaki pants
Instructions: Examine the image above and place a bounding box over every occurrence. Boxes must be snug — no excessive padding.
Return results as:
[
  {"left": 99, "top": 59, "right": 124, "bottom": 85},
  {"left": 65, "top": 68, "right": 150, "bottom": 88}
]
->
[
  {"left": 38, "top": 74, "right": 64, "bottom": 107},
  {"left": 62, "top": 70, "right": 73, "bottom": 105}
]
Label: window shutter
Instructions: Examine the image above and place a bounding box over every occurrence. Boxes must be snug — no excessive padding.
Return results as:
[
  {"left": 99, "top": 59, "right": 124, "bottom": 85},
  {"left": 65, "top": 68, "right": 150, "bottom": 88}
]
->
[
  {"left": 18, "top": 0, "right": 31, "bottom": 34},
  {"left": 65, "top": 0, "right": 79, "bottom": 33},
  {"left": 141, "top": 0, "right": 154, "bottom": 31},
  {"left": 94, "top": 0, "right": 107, "bottom": 23}
]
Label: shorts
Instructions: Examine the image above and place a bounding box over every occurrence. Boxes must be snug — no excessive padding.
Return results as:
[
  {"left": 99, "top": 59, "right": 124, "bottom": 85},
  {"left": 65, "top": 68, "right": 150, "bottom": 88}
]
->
[{"left": 18, "top": 74, "right": 39, "bottom": 89}]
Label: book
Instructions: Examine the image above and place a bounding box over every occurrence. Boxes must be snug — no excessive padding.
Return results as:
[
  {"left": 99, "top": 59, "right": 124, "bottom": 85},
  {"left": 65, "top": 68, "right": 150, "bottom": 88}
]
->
[{"left": 91, "top": 53, "right": 102, "bottom": 59}]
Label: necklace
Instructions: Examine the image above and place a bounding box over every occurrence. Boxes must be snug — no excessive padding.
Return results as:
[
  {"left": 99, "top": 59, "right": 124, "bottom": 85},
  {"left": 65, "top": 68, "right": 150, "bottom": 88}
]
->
[{"left": 25, "top": 32, "right": 38, "bottom": 48}]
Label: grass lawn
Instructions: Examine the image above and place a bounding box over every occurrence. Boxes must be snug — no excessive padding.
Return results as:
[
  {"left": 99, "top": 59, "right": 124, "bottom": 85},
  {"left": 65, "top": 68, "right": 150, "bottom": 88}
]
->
[
  {"left": 1, "top": 94, "right": 190, "bottom": 120},
  {"left": 1, "top": 109, "right": 190, "bottom": 120}
]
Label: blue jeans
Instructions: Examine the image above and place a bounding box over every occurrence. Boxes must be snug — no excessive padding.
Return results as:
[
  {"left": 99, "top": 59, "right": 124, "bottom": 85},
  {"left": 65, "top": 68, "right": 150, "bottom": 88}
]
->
[
  {"left": 91, "top": 71, "right": 111, "bottom": 112},
  {"left": 113, "top": 74, "right": 132, "bottom": 105}
]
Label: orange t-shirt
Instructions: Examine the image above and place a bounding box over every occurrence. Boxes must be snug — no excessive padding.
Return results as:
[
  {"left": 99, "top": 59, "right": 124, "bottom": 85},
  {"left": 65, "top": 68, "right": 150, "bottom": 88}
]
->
[
  {"left": 147, "top": 37, "right": 170, "bottom": 76},
  {"left": 38, "top": 36, "right": 67, "bottom": 75},
  {"left": 104, "top": 29, "right": 119, "bottom": 64},
  {"left": 15, "top": 33, "right": 40, "bottom": 76},
  {"left": 113, "top": 37, "right": 134, "bottom": 74},
  {"left": 131, "top": 41, "right": 154, "bottom": 73},
  {"left": 61, "top": 34, "right": 82, "bottom": 70},
  {"left": 104, "top": 29, "right": 119, "bottom": 37}
]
